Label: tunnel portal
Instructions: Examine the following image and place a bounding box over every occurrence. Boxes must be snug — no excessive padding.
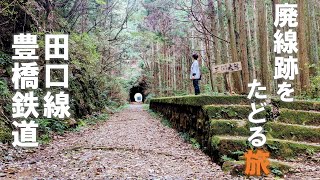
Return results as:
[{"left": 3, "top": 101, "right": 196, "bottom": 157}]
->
[
  {"left": 129, "top": 75, "right": 150, "bottom": 103},
  {"left": 129, "top": 86, "right": 145, "bottom": 102}
]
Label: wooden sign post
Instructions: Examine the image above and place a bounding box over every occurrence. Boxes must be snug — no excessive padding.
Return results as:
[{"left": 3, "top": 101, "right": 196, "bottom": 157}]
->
[{"left": 212, "top": 62, "right": 242, "bottom": 94}]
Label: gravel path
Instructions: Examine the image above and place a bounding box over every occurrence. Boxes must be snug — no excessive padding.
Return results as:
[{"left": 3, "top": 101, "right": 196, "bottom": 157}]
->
[{"left": 1, "top": 105, "right": 232, "bottom": 179}]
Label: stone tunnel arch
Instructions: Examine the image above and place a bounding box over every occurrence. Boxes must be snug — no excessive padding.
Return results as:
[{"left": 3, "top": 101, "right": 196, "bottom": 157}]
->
[
  {"left": 129, "top": 75, "right": 149, "bottom": 103},
  {"left": 129, "top": 86, "right": 145, "bottom": 102}
]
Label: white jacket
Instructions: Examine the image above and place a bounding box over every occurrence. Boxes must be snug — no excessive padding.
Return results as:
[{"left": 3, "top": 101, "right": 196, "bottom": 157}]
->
[{"left": 190, "top": 60, "right": 201, "bottom": 79}]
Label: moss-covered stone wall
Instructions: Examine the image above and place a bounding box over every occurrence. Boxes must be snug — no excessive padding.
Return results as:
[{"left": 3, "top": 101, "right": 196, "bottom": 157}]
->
[{"left": 150, "top": 95, "right": 320, "bottom": 176}]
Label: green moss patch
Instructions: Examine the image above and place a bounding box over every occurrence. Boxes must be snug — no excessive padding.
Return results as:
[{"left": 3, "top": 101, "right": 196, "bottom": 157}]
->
[
  {"left": 222, "top": 159, "right": 292, "bottom": 177},
  {"left": 211, "top": 136, "right": 320, "bottom": 160},
  {"left": 209, "top": 119, "right": 251, "bottom": 137},
  {"left": 204, "top": 105, "right": 254, "bottom": 119},
  {"left": 278, "top": 109, "right": 320, "bottom": 126},
  {"left": 273, "top": 99, "right": 320, "bottom": 111},
  {"left": 150, "top": 95, "right": 249, "bottom": 107},
  {"left": 210, "top": 120, "right": 320, "bottom": 143},
  {"left": 265, "top": 122, "right": 320, "bottom": 143}
]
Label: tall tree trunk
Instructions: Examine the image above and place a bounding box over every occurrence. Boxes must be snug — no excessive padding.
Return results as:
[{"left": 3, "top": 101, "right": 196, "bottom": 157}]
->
[
  {"left": 226, "top": 0, "right": 242, "bottom": 93},
  {"left": 218, "top": 0, "right": 229, "bottom": 92},
  {"left": 239, "top": 0, "right": 250, "bottom": 93},
  {"left": 208, "top": 0, "right": 222, "bottom": 92},
  {"left": 308, "top": 0, "right": 319, "bottom": 76},
  {"left": 157, "top": 42, "right": 162, "bottom": 95},
  {"left": 153, "top": 42, "right": 157, "bottom": 95},
  {"left": 247, "top": 10, "right": 256, "bottom": 81},
  {"left": 297, "top": 0, "right": 310, "bottom": 92},
  {"left": 272, "top": 0, "right": 280, "bottom": 94},
  {"left": 257, "top": 0, "right": 270, "bottom": 92},
  {"left": 253, "top": 0, "right": 260, "bottom": 82},
  {"left": 204, "top": 35, "right": 216, "bottom": 92}
]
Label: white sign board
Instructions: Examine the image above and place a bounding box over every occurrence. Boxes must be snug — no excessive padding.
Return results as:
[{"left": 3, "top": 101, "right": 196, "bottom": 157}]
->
[{"left": 212, "top": 62, "right": 242, "bottom": 74}]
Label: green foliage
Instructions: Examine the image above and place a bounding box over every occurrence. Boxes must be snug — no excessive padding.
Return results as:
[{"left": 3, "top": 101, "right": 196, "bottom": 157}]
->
[
  {"left": 39, "top": 134, "right": 51, "bottom": 144},
  {"left": 0, "top": 1, "right": 18, "bottom": 16},
  {"left": 0, "top": 79, "right": 11, "bottom": 99},
  {"left": 142, "top": 104, "right": 150, "bottom": 110},
  {"left": 221, "top": 155, "right": 234, "bottom": 162},
  {"left": 144, "top": 93, "right": 155, "bottom": 104},
  {"left": 211, "top": 136, "right": 221, "bottom": 149},
  {"left": 0, "top": 51, "right": 12, "bottom": 67},
  {"left": 95, "top": 0, "right": 107, "bottom": 5},
  {"left": 203, "top": 84, "right": 213, "bottom": 94},
  {"left": 70, "top": 33, "right": 101, "bottom": 70},
  {"left": 37, "top": 119, "right": 68, "bottom": 135},
  {"left": 0, "top": 124, "right": 12, "bottom": 143},
  {"left": 114, "top": 104, "right": 129, "bottom": 112},
  {"left": 0, "top": 78, "right": 12, "bottom": 143},
  {"left": 310, "top": 73, "right": 320, "bottom": 99},
  {"left": 179, "top": 132, "right": 190, "bottom": 141},
  {"left": 138, "top": 60, "right": 145, "bottom": 69},
  {"left": 179, "top": 132, "right": 200, "bottom": 149},
  {"left": 231, "top": 150, "right": 244, "bottom": 156},
  {"left": 77, "top": 120, "right": 87, "bottom": 127},
  {"left": 190, "top": 138, "right": 201, "bottom": 149},
  {"left": 161, "top": 118, "right": 172, "bottom": 128},
  {"left": 306, "top": 148, "right": 315, "bottom": 155},
  {"left": 173, "top": 91, "right": 188, "bottom": 96},
  {"left": 67, "top": 32, "right": 128, "bottom": 118},
  {"left": 271, "top": 167, "right": 283, "bottom": 177}
]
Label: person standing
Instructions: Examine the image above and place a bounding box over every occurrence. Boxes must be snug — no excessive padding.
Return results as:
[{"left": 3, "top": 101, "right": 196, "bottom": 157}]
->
[{"left": 190, "top": 54, "right": 201, "bottom": 95}]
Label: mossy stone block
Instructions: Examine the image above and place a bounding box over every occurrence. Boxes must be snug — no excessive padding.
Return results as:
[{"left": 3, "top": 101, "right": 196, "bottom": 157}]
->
[
  {"left": 278, "top": 109, "right": 320, "bottom": 126},
  {"left": 211, "top": 136, "right": 320, "bottom": 160},
  {"left": 150, "top": 95, "right": 250, "bottom": 107},
  {"left": 273, "top": 99, "right": 320, "bottom": 111}
]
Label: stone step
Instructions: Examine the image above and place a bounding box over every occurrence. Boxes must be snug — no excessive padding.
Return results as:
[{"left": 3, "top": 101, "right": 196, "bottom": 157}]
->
[
  {"left": 278, "top": 109, "right": 320, "bottom": 126},
  {"left": 273, "top": 99, "right": 320, "bottom": 111},
  {"left": 150, "top": 95, "right": 250, "bottom": 106},
  {"left": 209, "top": 119, "right": 320, "bottom": 143},
  {"left": 203, "top": 104, "right": 320, "bottom": 126},
  {"left": 203, "top": 105, "right": 267, "bottom": 120},
  {"left": 222, "top": 158, "right": 293, "bottom": 177},
  {"left": 210, "top": 135, "right": 320, "bottom": 161}
]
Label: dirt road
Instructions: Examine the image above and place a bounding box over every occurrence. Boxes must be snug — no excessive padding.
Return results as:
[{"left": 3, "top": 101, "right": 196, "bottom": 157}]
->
[{"left": 1, "top": 105, "right": 232, "bottom": 179}]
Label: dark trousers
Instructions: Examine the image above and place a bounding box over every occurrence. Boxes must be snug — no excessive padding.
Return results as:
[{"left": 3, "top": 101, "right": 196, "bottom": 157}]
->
[{"left": 193, "top": 79, "right": 200, "bottom": 95}]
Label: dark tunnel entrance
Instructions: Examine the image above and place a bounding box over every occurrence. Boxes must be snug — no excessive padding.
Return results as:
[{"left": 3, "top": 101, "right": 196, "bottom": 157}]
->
[
  {"left": 129, "top": 76, "right": 149, "bottom": 103},
  {"left": 129, "top": 86, "right": 145, "bottom": 102}
]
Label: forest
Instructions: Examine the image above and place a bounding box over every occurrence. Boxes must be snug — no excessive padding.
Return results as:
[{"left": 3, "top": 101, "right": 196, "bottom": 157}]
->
[{"left": 0, "top": 0, "right": 320, "bottom": 178}]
